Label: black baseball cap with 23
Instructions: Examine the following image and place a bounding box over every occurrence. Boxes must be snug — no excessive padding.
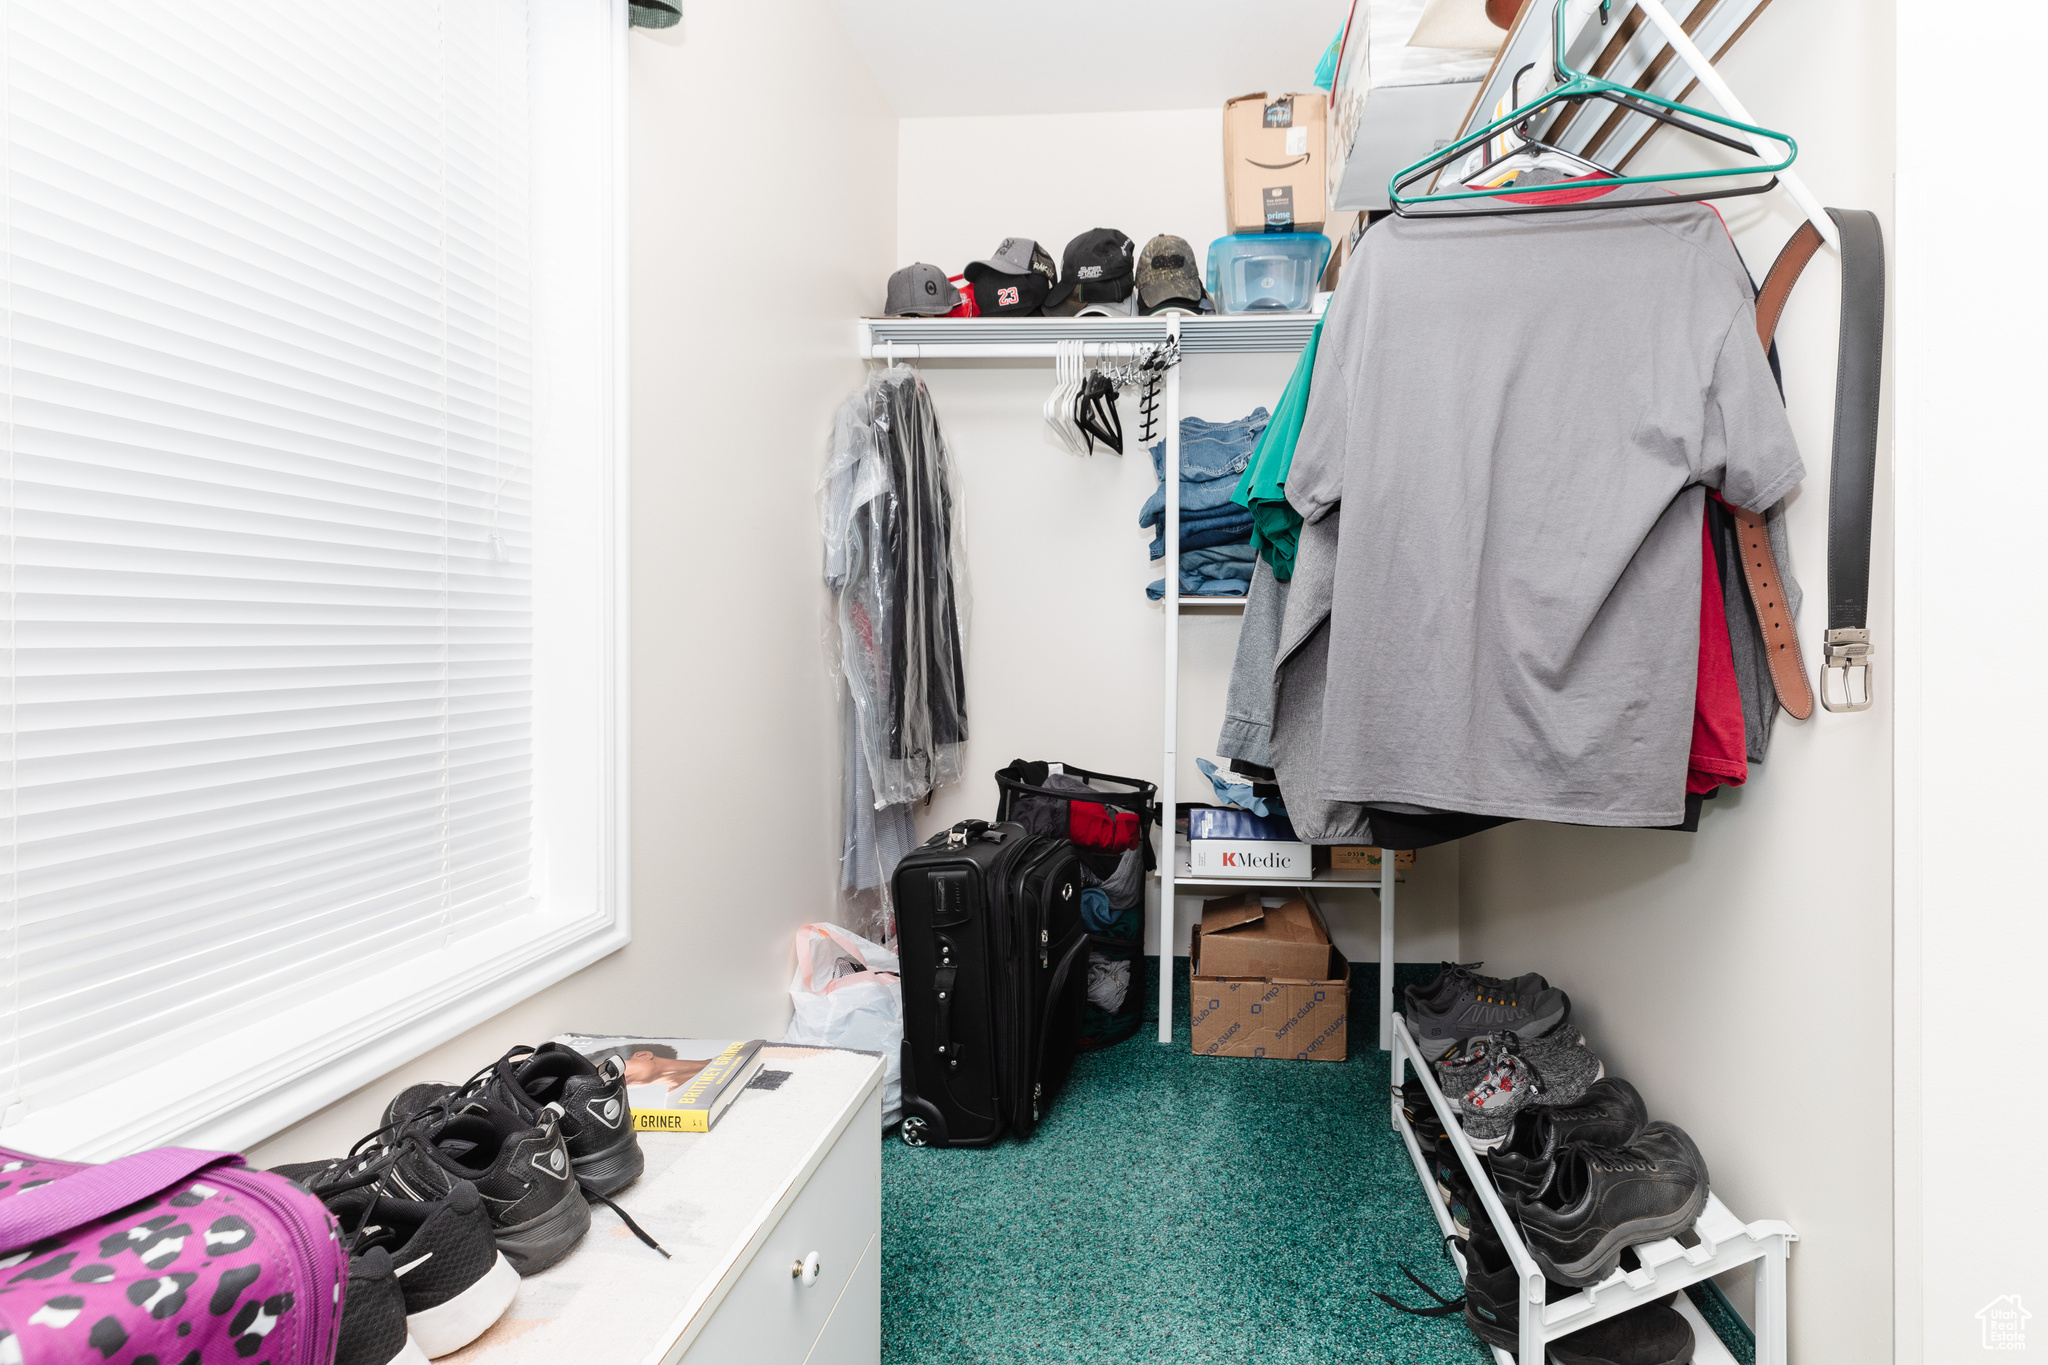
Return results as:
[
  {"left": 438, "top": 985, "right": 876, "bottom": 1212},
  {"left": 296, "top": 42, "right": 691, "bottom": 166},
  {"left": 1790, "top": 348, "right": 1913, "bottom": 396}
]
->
[{"left": 963, "top": 237, "right": 1056, "bottom": 316}]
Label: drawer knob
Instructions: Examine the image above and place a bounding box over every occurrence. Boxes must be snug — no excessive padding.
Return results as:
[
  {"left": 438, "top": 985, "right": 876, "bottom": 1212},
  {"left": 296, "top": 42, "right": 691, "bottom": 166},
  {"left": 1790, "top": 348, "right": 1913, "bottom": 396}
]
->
[{"left": 791, "top": 1251, "right": 822, "bottom": 1287}]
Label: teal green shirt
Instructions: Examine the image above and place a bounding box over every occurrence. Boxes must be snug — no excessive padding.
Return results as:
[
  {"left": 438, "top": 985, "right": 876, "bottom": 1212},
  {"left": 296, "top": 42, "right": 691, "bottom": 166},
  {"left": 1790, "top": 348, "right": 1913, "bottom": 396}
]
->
[{"left": 1231, "top": 313, "right": 1325, "bottom": 580}]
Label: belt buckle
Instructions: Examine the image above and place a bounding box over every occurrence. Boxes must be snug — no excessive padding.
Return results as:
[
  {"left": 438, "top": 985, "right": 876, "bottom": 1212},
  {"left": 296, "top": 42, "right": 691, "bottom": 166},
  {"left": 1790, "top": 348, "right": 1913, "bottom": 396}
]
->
[{"left": 1820, "top": 628, "right": 1874, "bottom": 712}]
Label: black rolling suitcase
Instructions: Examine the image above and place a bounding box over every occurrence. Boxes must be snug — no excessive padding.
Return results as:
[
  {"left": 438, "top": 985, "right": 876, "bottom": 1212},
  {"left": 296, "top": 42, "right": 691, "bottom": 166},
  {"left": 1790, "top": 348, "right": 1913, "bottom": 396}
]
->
[{"left": 894, "top": 819, "right": 1089, "bottom": 1148}]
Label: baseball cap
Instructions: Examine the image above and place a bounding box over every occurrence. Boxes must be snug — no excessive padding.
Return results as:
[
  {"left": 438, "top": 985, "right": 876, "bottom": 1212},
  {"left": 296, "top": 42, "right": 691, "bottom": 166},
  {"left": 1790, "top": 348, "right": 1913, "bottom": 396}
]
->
[
  {"left": 1136, "top": 235, "right": 1206, "bottom": 315},
  {"left": 1075, "top": 293, "right": 1140, "bottom": 318},
  {"left": 1046, "top": 228, "right": 1137, "bottom": 310},
  {"left": 885, "top": 262, "right": 962, "bottom": 317},
  {"left": 965, "top": 237, "right": 1056, "bottom": 280},
  {"left": 963, "top": 237, "right": 1056, "bottom": 316}
]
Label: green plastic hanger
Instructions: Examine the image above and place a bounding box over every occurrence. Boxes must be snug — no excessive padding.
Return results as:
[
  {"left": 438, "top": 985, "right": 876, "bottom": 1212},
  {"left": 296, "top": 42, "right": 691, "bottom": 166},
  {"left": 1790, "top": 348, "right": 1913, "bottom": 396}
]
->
[{"left": 1387, "top": 0, "right": 1797, "bottom": 217}]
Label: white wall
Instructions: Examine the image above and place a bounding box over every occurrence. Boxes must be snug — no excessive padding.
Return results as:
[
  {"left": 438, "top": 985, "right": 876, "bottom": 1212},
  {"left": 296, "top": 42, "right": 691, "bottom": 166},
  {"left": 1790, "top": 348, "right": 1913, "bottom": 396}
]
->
[
  {"left": 1454, "top": 0, "right": 1893, "bottom": 1358},
  {"left": 1894, "top": 0, "right": 2048, "bottom": 1358},
  {"left": 252, "top": 1, "right": 896, "bottom": 1166},
  {"left": 896, "top": 112, "right": 1460, "bottom": 966}
]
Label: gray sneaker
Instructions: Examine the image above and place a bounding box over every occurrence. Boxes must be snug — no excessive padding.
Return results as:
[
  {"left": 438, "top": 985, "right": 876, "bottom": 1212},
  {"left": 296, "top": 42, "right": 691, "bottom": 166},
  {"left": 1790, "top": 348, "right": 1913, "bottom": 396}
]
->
[
  {"left": 1454, "top": 1044, "right": 1539, "bottom": 1150},
  {"left": 1403, "top": 962, "right": 1548, "bottom": 1019},
  {"left": 1449, "top": 1031, "right": 1606, "bottom": 1151},
  {"left": 1408, "top": 979, "right": 1571, "bottom": 1061}
]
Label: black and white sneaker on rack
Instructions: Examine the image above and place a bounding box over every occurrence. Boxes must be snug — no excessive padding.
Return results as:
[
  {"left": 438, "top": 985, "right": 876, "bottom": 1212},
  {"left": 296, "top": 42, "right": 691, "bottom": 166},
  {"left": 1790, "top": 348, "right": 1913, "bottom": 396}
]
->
[
  {"left": 274, "top": 1097, "right": 591, "bottom": 1276},
  {"left": 327, "top": 1181, "right": 519, "bottom": 1358},
  {"left": 386, "top": 1043, "right": 645, "bottom": 1197}
]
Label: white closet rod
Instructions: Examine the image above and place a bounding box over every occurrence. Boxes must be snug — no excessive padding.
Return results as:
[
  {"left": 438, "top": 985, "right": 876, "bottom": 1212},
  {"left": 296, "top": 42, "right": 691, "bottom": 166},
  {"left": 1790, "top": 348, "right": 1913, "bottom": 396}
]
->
[{"left": 872, "top": 342, "right": 1145, "bottom": 361}]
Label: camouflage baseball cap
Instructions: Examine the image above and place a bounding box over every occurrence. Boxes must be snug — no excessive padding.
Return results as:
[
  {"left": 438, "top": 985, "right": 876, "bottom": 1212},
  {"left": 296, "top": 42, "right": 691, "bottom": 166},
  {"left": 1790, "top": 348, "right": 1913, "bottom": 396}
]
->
[{"left": 1136, "top": 235, "right": 1205, "bottom": 315}]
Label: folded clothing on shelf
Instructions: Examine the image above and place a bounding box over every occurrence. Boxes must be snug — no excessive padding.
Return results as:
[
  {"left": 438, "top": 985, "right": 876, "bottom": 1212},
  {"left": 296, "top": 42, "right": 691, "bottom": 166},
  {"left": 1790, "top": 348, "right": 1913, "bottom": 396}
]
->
[
  {"left": 1148, "top": 505, "right": 1256, "bottom": 559},
  {"left": 1148, "top": 542, "right": 1258, "bottom": 599},
  {"left": 1138, "top": 410, "right": 1271, "bottom": 528}
]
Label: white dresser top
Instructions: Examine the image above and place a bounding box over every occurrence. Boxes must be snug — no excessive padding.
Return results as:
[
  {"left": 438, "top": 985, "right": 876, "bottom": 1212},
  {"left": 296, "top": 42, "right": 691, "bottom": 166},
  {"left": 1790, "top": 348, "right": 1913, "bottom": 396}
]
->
[{"left": 442, "top": 1045, "right": 884, "bottom": 1365}]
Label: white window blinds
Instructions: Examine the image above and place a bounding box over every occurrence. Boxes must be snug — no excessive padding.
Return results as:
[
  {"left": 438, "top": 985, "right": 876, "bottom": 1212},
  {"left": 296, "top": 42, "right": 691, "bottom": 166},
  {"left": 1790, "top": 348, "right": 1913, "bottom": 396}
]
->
[{"left": 0, "top": 0, "right": 620, "bottom": 1139}]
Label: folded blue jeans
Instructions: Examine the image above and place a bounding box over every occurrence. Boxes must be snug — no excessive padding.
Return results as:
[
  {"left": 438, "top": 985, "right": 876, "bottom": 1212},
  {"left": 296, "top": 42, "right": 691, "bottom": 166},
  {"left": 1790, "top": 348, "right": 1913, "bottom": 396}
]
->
[
  {"left": 1147, "top": 572, "right": 1251, "bottom": 600},
  {"left": 1150, "top": 508, "right": 1254, "bottom": 559}
]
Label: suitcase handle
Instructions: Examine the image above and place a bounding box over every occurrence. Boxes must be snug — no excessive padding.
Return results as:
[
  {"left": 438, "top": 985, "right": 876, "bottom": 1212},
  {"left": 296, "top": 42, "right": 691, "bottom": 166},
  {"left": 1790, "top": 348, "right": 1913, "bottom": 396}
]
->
[
  {"left": 933, "top": 964, "right": 960, "bottom": 1071},
  {"left": 943, "top": 819, "right": 1005, "bottom": 849}
]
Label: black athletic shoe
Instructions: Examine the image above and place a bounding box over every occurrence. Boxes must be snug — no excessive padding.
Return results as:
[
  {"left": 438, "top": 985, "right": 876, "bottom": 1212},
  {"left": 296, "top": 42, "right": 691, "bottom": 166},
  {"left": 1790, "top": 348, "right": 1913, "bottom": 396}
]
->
[
  {"left": 1404, "top": 961, "right": 1548, "bottom": 1018},
  {"left": 335, "top": 1247, "right": 427, "bottom": 1365},
  {"left": 275, "top": 1097, "right": 590, "bottom": 1277},
  {"left": 1550, "top": 1296, "right": 1695, "bottom": 1365},
  {"left": 1398, "top": 1077, "right": 1449, "bottom": 1154},
  {"left": 386, "top": 1043, "right": 645, "bottom": 1197},
  {"left": 1432, "top": 1146, "right": 1477, "bottom": 1237},
  {"left": 327, "top": 1182, "right": 519, "bottom": 1358},
  {"left": 1407, "top": 974, "right": 1571, "bottom": 1062},
  {"left": 1460, "top": 1214, "right": 1574, "bottom": 1351},
  {"left": 1518, "top": 1122, "right": 1710, "bottom": 1288},
  {"left": 1461, "top": 1217, "right": 1692, "bottom": 1364},
  {"left": 1489, "top": 1078, "right": 1649, "bottom": 1202}
]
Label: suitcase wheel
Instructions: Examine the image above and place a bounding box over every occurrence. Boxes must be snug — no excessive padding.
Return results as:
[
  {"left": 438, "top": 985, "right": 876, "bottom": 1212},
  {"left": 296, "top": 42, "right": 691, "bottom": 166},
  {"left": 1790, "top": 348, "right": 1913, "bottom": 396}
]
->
[{"left": 901, "top": 1117, "right": 931, "bottom": 1147}]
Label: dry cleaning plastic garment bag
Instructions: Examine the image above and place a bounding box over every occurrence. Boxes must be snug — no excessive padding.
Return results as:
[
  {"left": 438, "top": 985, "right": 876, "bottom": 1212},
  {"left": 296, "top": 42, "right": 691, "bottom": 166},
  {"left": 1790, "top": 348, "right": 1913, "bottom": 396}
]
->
[
  {"left": 783, "top": 923, "right": 904, "bottom": 1126},
  {"left": 822, "top": 364, "right": 970, "bottom": 811}
]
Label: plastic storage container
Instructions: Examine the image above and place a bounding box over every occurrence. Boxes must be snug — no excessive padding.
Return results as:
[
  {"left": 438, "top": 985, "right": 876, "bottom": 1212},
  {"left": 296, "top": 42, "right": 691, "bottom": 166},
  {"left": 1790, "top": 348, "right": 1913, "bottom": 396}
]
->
[{"left": 1206, "top": 232, "right": 1333, "bottom": 313}]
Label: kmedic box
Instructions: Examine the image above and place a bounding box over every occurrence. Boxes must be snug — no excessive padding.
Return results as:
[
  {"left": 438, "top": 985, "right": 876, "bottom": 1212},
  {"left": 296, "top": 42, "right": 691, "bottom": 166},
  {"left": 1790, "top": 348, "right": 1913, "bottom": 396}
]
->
[
  {"left": 1189, "top": 894, "right": 1349, "bottom": 1061},
  {"left": 1223, "top": 91, "right": 1329, "bottom": 234},
  {"left": 1186, "top": 805, "right": 1312, "bottom": 880}
]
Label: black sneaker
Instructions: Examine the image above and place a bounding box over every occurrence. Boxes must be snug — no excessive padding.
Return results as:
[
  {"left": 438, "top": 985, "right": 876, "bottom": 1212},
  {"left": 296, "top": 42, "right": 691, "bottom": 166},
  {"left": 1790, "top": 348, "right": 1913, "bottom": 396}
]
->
[
  {"left": 1460, "top": 1214, "right": 1573, "bottom": 1351},
  {"left": 1489, "top": 1078, "right": 1648, "bottom": 1202},
  {"left": 1518, "top": 1122, "right": 1710, "bottom": 1288},
  {"left": 1406, "top": 974, "right": 1571, "bottom": 1062},
  {"left": 1398, "top": 1077, "right": 1448, "bottom": 1154},
  {"left": 1404, "top": 961, "right": 1548, "bottom": 1018},
  {"left": 327, "top": 1182, "right": 519, "bottom": 1358},
  {"left": 336, "top": 1247, "right": 427, "bottom": 1365},
  {"left": 275, "top": 1097, "right": 590, "bottom": 1276},
  {"left": 1550, "top": 1296, "right": 1695, "bottom": 1365},
  {"left": 1431, "top": 1147, "right": 1476, "bottom": 1238},
  {"left": 1461, "top": 1218, "right": 1692, "bottom": 1364},
  {"left": 386, "top": 1044, "right": 645, "bottom": 1197}
]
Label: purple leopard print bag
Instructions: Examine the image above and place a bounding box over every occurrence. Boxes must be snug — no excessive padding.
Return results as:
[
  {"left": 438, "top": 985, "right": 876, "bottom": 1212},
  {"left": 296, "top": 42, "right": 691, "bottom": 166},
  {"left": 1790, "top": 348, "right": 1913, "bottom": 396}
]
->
[{"left": 0, "top": 1145, "right": 344, "bottom": 1365}]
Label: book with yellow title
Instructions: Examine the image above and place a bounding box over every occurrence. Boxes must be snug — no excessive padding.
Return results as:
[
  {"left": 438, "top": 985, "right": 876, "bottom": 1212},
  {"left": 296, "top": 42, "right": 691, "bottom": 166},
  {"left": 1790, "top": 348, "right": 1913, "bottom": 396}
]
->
[{"left": 552, "top": 1034, "right": 768, "bottom": 1133}]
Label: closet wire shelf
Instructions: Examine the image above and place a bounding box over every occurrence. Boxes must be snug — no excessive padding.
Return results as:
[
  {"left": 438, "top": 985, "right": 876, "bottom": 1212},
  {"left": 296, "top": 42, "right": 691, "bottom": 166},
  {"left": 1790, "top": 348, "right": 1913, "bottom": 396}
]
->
[
  {"left": 859, "top": 313, "right": 1322, "bottom": 358},
  {"left": 1389, "top": 1013, "right": 1794, "bottom": 1365}
]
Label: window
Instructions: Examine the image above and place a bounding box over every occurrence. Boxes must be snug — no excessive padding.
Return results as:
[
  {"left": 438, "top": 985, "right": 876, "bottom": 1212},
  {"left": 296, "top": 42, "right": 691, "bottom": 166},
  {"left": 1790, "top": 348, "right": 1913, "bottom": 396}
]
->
[{"left": 0, "top": 0, "right": 629, "bottom": 1159}]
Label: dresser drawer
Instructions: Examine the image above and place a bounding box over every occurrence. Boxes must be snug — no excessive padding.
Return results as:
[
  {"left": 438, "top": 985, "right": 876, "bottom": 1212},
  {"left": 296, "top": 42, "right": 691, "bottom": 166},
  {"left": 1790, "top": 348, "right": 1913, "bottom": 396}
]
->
[
  {"left": 676, "top": 1086, "right": 881, "bottom": 1364},
  {"left": 804, "top": 1230, "right": 879, "bottom": 1365}
]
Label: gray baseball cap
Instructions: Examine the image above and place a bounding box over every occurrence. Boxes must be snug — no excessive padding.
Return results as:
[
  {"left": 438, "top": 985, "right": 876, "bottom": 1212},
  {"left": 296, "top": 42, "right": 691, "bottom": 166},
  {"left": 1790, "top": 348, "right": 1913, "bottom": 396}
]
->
[
  {"left": 965, "top": 237, "right": 1055, "bottom": 281},
  {"left": 885, "top": 263, "right": 961, "bottom": 317}
]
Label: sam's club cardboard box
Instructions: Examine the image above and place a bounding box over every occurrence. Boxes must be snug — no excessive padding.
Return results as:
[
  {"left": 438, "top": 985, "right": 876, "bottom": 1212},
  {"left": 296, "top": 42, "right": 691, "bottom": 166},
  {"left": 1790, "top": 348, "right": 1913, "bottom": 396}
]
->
[{"left": 1189, "top": 893, "right": 1348, "bottom": 1061}]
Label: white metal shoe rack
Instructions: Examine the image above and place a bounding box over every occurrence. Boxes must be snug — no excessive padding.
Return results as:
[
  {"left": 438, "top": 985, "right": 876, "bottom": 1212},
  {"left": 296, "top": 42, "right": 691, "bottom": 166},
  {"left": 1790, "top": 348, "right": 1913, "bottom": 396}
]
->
[
  {"left": 857, "top": 313, "right": 1403, "bottom": 1054},
  {"left": 1390, "top": 1013, "right": 1795, "bottom": 1364}
]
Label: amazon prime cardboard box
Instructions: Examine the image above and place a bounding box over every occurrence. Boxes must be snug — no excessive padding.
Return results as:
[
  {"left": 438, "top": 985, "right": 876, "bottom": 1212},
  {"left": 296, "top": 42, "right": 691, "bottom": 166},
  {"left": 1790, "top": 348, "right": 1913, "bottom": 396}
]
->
[
  {"left": 1189, "top": 894, "right": 1348, "bottom": 1061},
  {"left": 1223, "top": 91, "right": 1329, "bottom": 234}
]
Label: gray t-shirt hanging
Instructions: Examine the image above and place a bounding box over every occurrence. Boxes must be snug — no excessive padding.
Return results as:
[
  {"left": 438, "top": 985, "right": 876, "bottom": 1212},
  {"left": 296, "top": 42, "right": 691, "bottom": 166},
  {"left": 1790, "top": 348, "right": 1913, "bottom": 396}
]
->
[{"left": 1285, "top": 196, "right": 1803, "bottom": 827}]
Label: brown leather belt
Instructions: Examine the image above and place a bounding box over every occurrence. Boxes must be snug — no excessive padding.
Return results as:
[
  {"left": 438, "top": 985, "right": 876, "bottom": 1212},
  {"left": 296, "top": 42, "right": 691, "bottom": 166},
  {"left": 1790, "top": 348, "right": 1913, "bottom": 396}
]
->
[
  {"left": 1734, "top": 219, "right": 1825, "bottom": 720},
  {"left": 1733, "top": 210, "right": 1887, "bottom": 719}
]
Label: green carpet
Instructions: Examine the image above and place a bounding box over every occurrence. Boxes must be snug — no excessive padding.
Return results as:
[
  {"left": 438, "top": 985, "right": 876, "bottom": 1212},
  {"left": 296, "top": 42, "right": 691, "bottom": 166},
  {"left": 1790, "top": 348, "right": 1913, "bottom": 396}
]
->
[{"left": 881, "top": 958, "right": 1492, "bottom": 1365}]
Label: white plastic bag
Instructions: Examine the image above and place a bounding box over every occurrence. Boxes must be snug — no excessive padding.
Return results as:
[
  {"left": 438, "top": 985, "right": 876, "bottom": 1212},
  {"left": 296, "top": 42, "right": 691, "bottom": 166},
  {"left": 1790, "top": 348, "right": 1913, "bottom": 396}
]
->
[{"left": 783, "top": 923, "right": 903, "bottom": 1126}]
